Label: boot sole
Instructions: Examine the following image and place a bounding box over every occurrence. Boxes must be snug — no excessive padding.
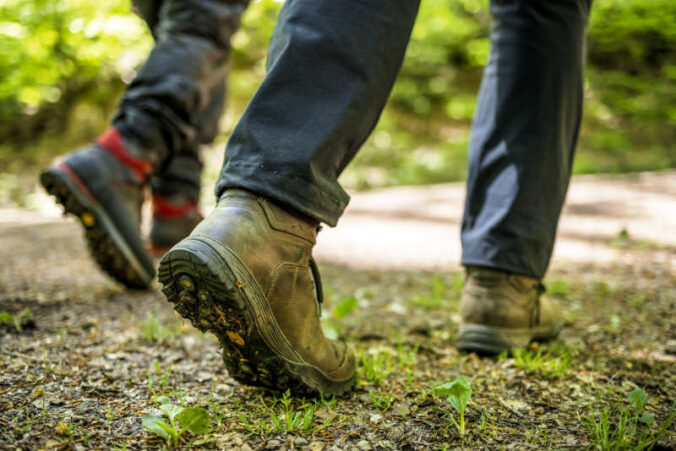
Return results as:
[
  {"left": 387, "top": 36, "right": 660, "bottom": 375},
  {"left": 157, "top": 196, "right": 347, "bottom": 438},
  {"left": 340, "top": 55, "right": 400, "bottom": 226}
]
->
[
  {"left": 40, "top": 164, "right": 154, "bottom": 289},
  {"left": 158, "top": 236, "right": 355, "bottom": 397},
  {"left": 456, "top": 323, "right": 560, "bottom": 355}
]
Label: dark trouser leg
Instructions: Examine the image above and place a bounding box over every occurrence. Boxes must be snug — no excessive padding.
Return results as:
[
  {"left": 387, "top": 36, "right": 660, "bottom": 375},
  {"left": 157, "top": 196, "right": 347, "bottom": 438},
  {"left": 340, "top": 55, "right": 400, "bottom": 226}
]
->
[
  {"left": 461, "top": 0, "right": 592, "bottom": 279},
  {"left": 115, "top": 0, "right": 247, "bottom": 172},
  {"left": 215, "top": 0, "right": 420, "bottom": 226},
  {"left": 150, "top": 81, "right": 226, "bottom": 203}
]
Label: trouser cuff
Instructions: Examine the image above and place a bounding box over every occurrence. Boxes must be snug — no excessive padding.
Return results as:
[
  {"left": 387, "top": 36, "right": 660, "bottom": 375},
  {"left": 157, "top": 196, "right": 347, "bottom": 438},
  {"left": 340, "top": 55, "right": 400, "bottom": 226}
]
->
[{"left": 215, "top": 162, "right": 349, "bottom": 227}]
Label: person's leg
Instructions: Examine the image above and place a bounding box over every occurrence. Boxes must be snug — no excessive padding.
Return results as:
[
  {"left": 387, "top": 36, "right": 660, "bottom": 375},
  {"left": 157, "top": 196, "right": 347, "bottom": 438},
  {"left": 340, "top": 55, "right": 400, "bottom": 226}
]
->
[
  {"left": 115, "top": 0, "right": 246, "bottom": 168},
  {"left": 160, "top": 0, "right": 420, "bottom": 396},
  {"left": 148, "top": 81, "right": 226, "bottom": 255},
  {"left": 128, "top": 1, "right": 237, "bottom": 254},
  {"left": 461, "top": 0, "right": 592, "bottom": 279},
  {"left": 40, "top": 0, "right": 246, "bottom": 288},
  {"left": 458, "top": 0, "right": 592, "bottom": 354},
  {"left": 215, "top": 0, "right": 420, "bottom": 226}
]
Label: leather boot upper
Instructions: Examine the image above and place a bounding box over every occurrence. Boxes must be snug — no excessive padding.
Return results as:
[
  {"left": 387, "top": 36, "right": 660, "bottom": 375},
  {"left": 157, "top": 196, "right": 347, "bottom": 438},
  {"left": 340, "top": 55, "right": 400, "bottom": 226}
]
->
[
  {"left": 190, "top": 189, "right": 354, "bottom": 381},
  {"left": 461, "top": 266, "right": 557, "bottom": 330}
]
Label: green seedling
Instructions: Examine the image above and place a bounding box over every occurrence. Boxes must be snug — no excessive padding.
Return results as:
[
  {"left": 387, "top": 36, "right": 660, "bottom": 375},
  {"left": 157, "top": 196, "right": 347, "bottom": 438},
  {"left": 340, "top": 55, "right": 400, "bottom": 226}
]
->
[
  {"left": 139, "top": 313, "right": 178, "bottom": 342},
  {"left": 235, "top": 392, "right": 341, "bottom": 438},
  {"left": 56, "top": 417, "right": 75, "bottom": 439},
  {"left": 360, "top": 350, "right": 393, "bottom": 386},
  {"left": 0, "top": 308, "right": 33, "bottom": 331},
  {"left": 433, "top": 377, "right": 472, "bottom": 436},
  {"left": 105, "top": 405, "right": 115, "bottom": 430},
  {"left": 511, "top": 344, "right": 572, "bottom": 379},
  {"left": 322, "top": 291, "right": 358, "bottom": 340},
  {"left": 14, "top": 408, "right": 32, "bottom": 433},
  {"left": 268, "top": 391, "right": 317, "bottom": 434},
  {"left": 409, "top": 277, "right": 447, "bottom": 309},
  {"left": 584, "top": 388, "right": 675, "bottom": 450},
  {"left": 547, "top": 280, "right": 570, "bottom": 298},
  {"left": 370, "top": 390, "right": 393, "bottom": 412},
  {"left": 142, "top": 396, "right": 210, "bottom": 446}
]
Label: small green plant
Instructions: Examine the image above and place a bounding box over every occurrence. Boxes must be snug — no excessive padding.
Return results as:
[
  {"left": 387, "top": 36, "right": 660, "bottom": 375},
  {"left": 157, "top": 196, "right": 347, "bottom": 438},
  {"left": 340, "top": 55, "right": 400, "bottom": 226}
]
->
[
  {"left": 105, "top": 405, "right": 115, "bottom": 431},
  {"left": 360, "top": 349, "right": 394, "bottom": 386},
  {"left": 0, "top": 308, "right": 33, "bottom": 331},
  {"left": 396, "top": 342, "right": 418, "bottom": 385},
  {"left": 525, "top": 422, "right": 550, "bottom": 446},
  {"left": 14, "top": 408, "right": 32, "bottom": 434},
  {"left": 370, "top": 390, "right": 393, "bottom": 412},
  {"left": 147, "top": 360, "right": 174, "bottom": 396},
  {"left": 142, "top": 396, "right": 210, "bottom": 446},
  {"left": 56, "top": 417, "right": 75, "bottom": 439},
  {"left": 139, "top": 313, "right": 178, "bottom": 342},
  {"left": 477, "top": 412, "right": 498, "bottom": 441},
  {"left": 584, "top": 388, "right": 675, "bottom": 450},
  {"left": 594, "top": 282, "right": 613, "bottom": 304},
  {"left": 547, "top": 280, "right": 570, "bottom": 298},
  {"left": 322, "top": 290, "right": 358, "bottom": 340},
  {"left": 268, "top": 391, "right": 314, "bottom": 434},
  {"left": 433, "top": 377, "right": 472, "bottom": 436},
  {"left": 235, "top": 392, "right": 342, "bottom": 438},
  {"left": 409, "top": 277, "right": 447, "bottom": 309},
  {"left": 512, "top": 344, "right": 572, "bottom": 379}
]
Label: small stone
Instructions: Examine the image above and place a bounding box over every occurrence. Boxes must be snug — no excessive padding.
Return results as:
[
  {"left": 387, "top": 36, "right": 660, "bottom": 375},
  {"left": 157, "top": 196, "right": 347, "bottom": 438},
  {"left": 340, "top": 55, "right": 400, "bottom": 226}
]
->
[
  {"left": 356, "top": 440, "right": 372, "bottom": 451},
  {"left": 294, "top": 437, "right": 309, "bottom": 447},
  {"left": 387, "top": 425, "right": 405, "bottom": 442},
  {"left": 265, "top": 439, "right": 282, "bottom": 449},
  {"left": 369, "top": 413, "right": 382, "bottom": 424}
]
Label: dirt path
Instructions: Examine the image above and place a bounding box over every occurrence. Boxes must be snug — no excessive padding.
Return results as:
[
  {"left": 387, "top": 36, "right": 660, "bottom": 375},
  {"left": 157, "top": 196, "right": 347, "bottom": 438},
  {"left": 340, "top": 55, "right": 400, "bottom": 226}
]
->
[{"left": 1, "top": 172, "right": 674, "bottom": 449}]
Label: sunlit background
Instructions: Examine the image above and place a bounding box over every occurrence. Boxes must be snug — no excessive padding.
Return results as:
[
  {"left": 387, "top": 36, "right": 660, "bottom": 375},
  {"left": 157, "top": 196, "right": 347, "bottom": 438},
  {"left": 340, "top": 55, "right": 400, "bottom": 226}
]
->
[{"left": 1, "top": 0, "right": 674, "bottom": 207}]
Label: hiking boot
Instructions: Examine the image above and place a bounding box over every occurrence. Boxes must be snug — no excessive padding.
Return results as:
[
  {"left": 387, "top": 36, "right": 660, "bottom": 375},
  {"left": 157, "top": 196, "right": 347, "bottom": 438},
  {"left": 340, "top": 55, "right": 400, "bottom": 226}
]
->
[
  {"left": 148, "top": 194, "right": 203, "bottom": 258},
  {"left": 40, "top": 128, "right": 155, "bottom": 288},
  {"left": 456, "top": 266, "right": 561, "bottom": 355},
  {"left": 158, "top": 189, "right": 356, "bottom": 396}
]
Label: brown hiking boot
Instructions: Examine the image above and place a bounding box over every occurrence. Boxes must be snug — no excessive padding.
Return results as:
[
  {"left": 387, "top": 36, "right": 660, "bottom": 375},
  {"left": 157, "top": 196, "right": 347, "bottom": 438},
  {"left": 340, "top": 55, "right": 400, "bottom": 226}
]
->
[
  {"left": 157, "top": 189, "right": 356, "bottom": 396},
  {"left": 456, "top": 266, "right": 562, "bottom": 355}
]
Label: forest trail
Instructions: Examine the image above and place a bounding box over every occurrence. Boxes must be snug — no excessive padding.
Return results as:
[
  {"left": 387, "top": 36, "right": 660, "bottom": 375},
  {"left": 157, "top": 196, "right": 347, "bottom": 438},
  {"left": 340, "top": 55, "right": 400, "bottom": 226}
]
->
[{"left": 1, "top": 171, "right": 674, "bottom": 449}]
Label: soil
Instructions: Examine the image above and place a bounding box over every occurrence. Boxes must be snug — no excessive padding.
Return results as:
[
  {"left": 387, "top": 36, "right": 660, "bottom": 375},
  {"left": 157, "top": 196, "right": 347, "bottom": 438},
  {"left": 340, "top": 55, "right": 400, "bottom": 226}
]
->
[{"left": 0, "top": 172, "right": 674, "bottom": 449}]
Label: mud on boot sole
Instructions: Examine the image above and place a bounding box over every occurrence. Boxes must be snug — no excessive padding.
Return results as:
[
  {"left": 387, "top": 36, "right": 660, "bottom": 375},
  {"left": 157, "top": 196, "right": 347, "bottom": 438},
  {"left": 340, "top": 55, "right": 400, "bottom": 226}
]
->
[
  {"left": 40, "top": 165, "right": 154, "bottom": 289},
  {"left": 158, "top": 237, "right": 355, "bottom": 397}
]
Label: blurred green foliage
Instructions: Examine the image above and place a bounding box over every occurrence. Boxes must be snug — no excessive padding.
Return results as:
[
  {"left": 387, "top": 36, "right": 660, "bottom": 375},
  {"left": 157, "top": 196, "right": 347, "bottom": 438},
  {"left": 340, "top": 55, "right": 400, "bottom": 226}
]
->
[
  {"left": 0, "top": 0, "right": 674, "bottom": 190},
  {"left": 0, "top": 0, "right": 150, "bottom": 157}
]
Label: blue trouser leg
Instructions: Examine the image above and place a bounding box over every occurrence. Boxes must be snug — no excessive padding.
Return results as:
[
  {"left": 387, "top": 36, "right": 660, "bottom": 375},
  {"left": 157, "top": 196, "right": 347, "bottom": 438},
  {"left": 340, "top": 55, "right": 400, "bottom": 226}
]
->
[
  {"left": 216, "top": 0, "right": 420, "bottom": 226},
  {"left": 461, "top": 0, "right": 592, "bottom": 278}
]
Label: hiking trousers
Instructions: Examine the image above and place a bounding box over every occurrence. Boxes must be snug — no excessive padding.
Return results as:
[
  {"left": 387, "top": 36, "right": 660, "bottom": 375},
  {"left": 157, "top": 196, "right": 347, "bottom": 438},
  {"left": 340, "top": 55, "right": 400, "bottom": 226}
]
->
[
  {"left": 115, "top": 0, "right": 249, "bottom": 201},
  {"left": 115, "top": 0, "right": 592, "bottom": 279},
  {"left": 216, "top": 0, "right": 591, "bottom": 278}
]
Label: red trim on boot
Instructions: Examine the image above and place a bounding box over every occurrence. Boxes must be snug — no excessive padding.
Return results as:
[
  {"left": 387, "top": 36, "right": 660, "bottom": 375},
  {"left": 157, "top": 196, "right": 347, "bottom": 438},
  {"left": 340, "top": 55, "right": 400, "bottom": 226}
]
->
[
  {"left": 152, "top": 194, "right": 199, "bottom": 219},
  {"left": 97, "top": 127, "right": 153, "bottom": 183}
]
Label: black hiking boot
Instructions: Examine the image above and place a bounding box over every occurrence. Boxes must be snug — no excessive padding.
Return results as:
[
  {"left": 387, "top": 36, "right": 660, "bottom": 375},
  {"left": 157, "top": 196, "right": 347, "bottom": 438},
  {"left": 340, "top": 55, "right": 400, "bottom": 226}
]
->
[{"left": 40, "top": 128, "right": 155, "bottom": 288}]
